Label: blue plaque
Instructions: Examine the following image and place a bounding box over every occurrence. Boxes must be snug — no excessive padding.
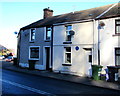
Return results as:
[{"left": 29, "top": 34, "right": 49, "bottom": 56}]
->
[{"left": 75, "top": 46, "right": 79, "bottom": 51}]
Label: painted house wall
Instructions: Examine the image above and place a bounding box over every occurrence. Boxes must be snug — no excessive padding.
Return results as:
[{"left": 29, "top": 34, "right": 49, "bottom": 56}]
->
[
  {"left": 19, "top": 30, "right": 29, "bottom": 65},
  {"left": 53, "top": 22, "right": 94, "bottom": 45},
  {"left": 53, "top": 21, "right": 94, "bottom": 76},
  {"left": 53, "top": 17, "right": 120, "bottom": 77},
  {"left": 99, "top": 17, "right": 120, "bottom": 70},
  {"left": 17, "top": 31, "right": 21, "bottom": 65},
  {"left": 19, "top": 27, "right": 51, "bottom": 70}
]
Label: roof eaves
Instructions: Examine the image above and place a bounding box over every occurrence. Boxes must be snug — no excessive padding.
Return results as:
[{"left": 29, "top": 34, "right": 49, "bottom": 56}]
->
[{"left": 53, "top": 19, "right": 93, "bottom": 26}]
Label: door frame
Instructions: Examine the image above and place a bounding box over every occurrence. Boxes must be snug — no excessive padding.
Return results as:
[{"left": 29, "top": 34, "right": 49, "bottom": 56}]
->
[
  {"left": 84, "top": 48, "right": 92, "bottom": 77},
  {"left": 43, "top": 46, "right": 51, "bottom": 70}
]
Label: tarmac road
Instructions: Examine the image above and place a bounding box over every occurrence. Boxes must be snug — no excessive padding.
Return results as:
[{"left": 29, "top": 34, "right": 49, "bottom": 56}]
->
[{"left": 2, "top": 68, "right": 120, "bottom": 96}]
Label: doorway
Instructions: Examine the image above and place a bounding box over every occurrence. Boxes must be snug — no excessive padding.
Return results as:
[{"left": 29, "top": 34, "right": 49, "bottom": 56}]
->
[
  {"left": 45, "top": 47, "right": 51, "bottom": 70},
  {"left": 84, "top": 49, "right": 92, "bottom": 77}
]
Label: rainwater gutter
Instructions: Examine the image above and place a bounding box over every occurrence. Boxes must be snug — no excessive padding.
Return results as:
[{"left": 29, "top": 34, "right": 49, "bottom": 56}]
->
[{"left": 53, "top": 19, "right": 93, "bottom": 26}]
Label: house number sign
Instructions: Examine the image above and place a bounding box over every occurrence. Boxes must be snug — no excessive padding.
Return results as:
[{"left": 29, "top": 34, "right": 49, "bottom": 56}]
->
[{"left": 75, "top": 46, "right": 79, "bottom": 51}]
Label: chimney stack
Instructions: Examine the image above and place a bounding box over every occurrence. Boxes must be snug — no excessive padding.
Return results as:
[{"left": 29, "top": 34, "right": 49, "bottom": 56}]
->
[{"left": 43, "top": 7, "right": 53, "bottom": 19}]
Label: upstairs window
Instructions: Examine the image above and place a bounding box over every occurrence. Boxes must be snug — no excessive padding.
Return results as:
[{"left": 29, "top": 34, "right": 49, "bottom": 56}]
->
[
  {"left": 64, "top": 47, "right": 71, "bottom": 64},
  {"left": 115, "top": 48, "right": 120, "bottom": 66},
  {"left": 115, "top": 20, "right": 120, "bottom": 34},
  {"left": 29, "top": 46, "right": 40, "bottom": 60},
  {"left": 46, "top": 26, "right": 52, "bottom": 40},
  {"left": 30, "top": 28, "right": 36, "bottom": 42},
  {"left": 66, "top": 25, "right": 72, "bottom": 41}
]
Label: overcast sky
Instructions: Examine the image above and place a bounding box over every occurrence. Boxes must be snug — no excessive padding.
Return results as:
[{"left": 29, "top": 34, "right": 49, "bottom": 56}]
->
[{"left": 0, "top": 0, "right": 119, "bottom": 54}]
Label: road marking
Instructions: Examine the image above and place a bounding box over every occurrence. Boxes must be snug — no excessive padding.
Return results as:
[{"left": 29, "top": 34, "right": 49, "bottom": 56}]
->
[{"left": 0, "top": 79, "right": 55, "bottom": 96}]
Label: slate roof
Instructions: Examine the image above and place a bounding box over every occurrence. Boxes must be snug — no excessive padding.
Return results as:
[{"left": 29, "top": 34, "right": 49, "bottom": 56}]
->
[{"left": 20, "top": 3, "right": 119, "bottom": 30}]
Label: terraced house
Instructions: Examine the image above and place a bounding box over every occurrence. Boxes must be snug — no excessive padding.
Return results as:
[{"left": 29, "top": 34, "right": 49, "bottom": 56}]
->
[{"left": 17, "top": 3, "right": 120, "bottom": 77}]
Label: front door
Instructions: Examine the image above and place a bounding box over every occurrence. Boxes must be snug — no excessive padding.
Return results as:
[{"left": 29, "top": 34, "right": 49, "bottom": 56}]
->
[
  {"left": 45, "top": 47, "right": 51, "bottom": 70},
  {"left": 85, "top": 50, "right": 92, "bottom": 77}
]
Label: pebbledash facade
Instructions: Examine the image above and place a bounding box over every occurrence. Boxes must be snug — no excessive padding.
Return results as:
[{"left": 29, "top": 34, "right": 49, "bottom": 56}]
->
[{"left": 18, "top": 3, "right": 120, "bottom": 77}]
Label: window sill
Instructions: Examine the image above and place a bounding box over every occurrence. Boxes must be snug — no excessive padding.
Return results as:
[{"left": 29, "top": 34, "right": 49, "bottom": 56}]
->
[
  {"left": 112, "top": 34, "right": 120, "bottom": 36},
  {"left": 29, "top": 41, "right": 35, "bottom": 43},
  {"left": 44, "top": 40, "right": 51, "bottom": 42},
  {"left": 29, "top": 58, "right": 39, "bottom": 61},
  {"left": 62, "top": 64, "right": 72, "bottom": 66},
  {"left": 63, "top": 41, "right": 72, "bottom": 44}
]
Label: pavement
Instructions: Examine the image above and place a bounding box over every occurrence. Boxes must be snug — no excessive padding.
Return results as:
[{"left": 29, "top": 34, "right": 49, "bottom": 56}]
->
[{"left": 2, "top": 60, "right": 120, "bottom": 91}]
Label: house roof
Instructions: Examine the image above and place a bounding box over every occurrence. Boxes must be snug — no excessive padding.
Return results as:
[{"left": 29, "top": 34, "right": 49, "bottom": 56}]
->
[{"left": 20, "top": 3, "right": 119, "bottom": 30}]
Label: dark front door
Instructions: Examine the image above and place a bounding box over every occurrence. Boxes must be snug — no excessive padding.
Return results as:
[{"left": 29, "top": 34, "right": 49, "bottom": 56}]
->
[{"left": 45, "top": 47, "right": 50, "bottom": 70}]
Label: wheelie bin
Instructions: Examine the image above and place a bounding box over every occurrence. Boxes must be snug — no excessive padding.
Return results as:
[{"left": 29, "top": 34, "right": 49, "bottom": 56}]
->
[
  {"left": 92, "top": 65, "right": 103, "bottom": 80},
  {"left": 28, "top": 60, "right": 36, "bottom": 70},
  {"left": 107, "top": 66, "right": 120, "bottom": 82}
]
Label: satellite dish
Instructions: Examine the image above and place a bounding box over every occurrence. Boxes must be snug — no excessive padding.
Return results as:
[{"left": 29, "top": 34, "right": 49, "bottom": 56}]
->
[
  {"left": 98, "top": 21, "right": 105, "bottom": 29},
  {"left": 69, "top": 30, "right": 75, "bottom": 35},
  {"left": 99, "top": 21, "right": 105, "bottom": 27},
  {"left": 14, "top": 32, "right": 18, "bottom": 35}
]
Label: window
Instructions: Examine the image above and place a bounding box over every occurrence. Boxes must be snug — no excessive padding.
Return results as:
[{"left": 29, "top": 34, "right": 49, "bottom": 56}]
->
[
  {"left": 115, "top": 48, "right": 120, "bottom": 66},
  {"left": 46, "top": 26, "right": 52, "bottom": 40},
  {"left": 64, "top": 47, "right": 71, "bottom": 64},
  {"left": 115, "top": 20, "right": 120, "bottom": 34},
  {"left": 30, "top": 28, "right": 36, "bottom": 42},
  {"left": 66, "top": 25, "right": 72, "bottom": 41},
  {"left": 29, "top": 47, "right": 40, "bottom": 60},
  {"left": 89, "top": 55, "right": 92, "bottom": 63}
]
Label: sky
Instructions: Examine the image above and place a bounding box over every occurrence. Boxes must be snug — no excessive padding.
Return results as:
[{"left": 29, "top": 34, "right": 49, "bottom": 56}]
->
[{"left": 0, "top": 0, "right": 119, "bottom": 54}]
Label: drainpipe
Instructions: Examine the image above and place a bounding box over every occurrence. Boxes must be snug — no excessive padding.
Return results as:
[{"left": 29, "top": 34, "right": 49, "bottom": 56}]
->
[
  {"left": 51, "top": 26, "right": 53, "bottom": 70},
  {"left": 98, "top": 20, "right": 100, "bottom": 66},
  {"left": 92, "top": 19, "right": 95, "bottom": 65}
]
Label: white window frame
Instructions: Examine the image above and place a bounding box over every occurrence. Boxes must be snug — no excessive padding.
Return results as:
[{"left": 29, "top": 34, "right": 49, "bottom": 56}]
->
[
  {"left": 44, "top": 26, "right": 52, "bottom": 41},
  {"left": 115, "top": 48, "right": 120, "bottom": 66},
  {"left": 29, "top": 28, "right": 36, "bottom": 42},
  {"left": 65, "top": 25, "right": 72, "bottom": 42},
  {"left": 29, "top": 46, "right": 40, "bottom": 60},
  {"left": 115, "top": 20, "right": 120, "bottom": 34},
  {"left": 64, "top": 47, "right": 72, "bottom": 64}
]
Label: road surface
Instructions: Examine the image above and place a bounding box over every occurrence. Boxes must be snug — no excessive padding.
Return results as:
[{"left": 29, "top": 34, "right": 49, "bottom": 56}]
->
[{"left": 1, "top": 60, "right": 120, "bottom": 95}]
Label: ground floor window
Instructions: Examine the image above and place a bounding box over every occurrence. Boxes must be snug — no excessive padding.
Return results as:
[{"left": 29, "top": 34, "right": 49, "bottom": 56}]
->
[
  {"left": 89, "top": 55, "right": 92, "bottom": 63},
  {"left": 115, "top": 48, "right": 120, "bottom": 66},
  {"left": 29, "top": 46, "right": 40, "bottom": 60},
  {"left": 64, "top": 47, "right": 71, "bottom": 64}
]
